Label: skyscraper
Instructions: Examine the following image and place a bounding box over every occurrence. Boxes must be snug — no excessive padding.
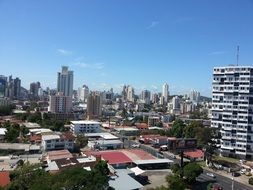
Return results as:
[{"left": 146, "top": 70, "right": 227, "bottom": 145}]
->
[
  {"left": 126, "top": 85, "right": 135, "bottom": 102},
  {"left": 140, "top": 90, "right": 151, "bottom": 104},
  {"left": 189, "top": 90, "right": 200, "bottom": 103},
  {"left": 162, "top": 83, "right": 169, "bottom": 105},
  {"left": 13, "top": 77, "right": 21, "bottom": 100},
  {"left": 30, "top": 82, "right": 40, "bottom": 97},
  {"left": 87, "top": 92, "right": 102, "bottom": 120},
  {"left": 77, "top": 85, "right": 89, "bottom": 102},
  {"left": 0, "top": 75, "right": 7, "bottom": 98},
  {"left": 57, "top": 66, "right": 73, "bottom": 97},
  {"left": 211, "top": 66, "right": 253, "bottom": 159}
]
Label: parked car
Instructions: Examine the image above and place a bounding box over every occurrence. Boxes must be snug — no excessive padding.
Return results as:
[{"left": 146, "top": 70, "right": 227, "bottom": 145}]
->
[
  {"left": 206, "top": 172, "right": 215, "bottom": 178},
  {"left": 233, "top": 172, "right": 240, "bottom": 177},
  {"left": 131, "top": 144, "right": 140, "bottom": 148},
  {"left": 212, "top": 184, "right": 223, "bottom": 190}
]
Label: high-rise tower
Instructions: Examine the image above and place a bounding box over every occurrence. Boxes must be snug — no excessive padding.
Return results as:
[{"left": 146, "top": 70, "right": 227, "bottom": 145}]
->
[{"left": 57, "top": 66, "right": 73, "bottom": 97}]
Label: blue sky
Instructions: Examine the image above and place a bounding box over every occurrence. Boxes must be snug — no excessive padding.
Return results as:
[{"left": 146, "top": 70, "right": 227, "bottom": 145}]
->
[{"left": 1, "top": 0, "right": 253, "bottom": 96}]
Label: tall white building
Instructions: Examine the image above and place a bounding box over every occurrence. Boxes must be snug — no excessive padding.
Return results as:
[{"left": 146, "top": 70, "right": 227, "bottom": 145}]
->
[
  {"left": 189, "top": 90, "right": 200, "bottom": 103},
  {"left": 77, "top": 85, "right": 89, "bottom": 102},
  {"left": 126, "top": 85, "right": 135, "bottom": 102},
  {"left": 162, "top": 83, "right": 169, "bottom": 104},
  {"left": 57, "top": 66, "right": 74, "bottom": 97},
  {"left": 48, "top": 93, "right": 72, "bottom": 113},
  {"left": 172, "top": 96, "right": 180, "bottom": 110},
  {"left": 211, "top": 66, "right": 253, "bottom": 159},
  {"left": 140, "top": 90, "right": 151, "bottom": 104}
]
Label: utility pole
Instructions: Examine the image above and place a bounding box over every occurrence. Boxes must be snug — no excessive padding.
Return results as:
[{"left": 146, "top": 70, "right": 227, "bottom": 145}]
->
[{"left": 231, "top": 172, "right": 234, "bottom": 190}]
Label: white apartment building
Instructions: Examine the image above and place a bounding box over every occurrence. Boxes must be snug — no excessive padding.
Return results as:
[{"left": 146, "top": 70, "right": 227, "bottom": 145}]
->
[
  {"left": 77, "top": 85, "right": 89, "bottom": 102},
  {"left": 70, "top": 120, "right": 101, "bottom": 134},
  {"left": 162, "top": 83, "right": 169, "bottom": 104},
  {"left": 211, "top": 66, "right": 253, "bottom": 159},
  {"left": 41, "top": 132, "right": 75, "bottom": 151}
]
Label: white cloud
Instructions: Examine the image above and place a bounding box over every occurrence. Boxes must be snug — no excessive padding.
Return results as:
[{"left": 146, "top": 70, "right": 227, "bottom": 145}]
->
[
  {"left": 57, "top": 49, "right": 73, "bottom": 55},
  {"left": 209, "top": 51, "right": 227, "bottom": 55},
  {"left": 75, "top": 62, "right": 105, "bottom": 70},
  {"left": 146, "top": 21, "right": 159, "bottom": 29}
]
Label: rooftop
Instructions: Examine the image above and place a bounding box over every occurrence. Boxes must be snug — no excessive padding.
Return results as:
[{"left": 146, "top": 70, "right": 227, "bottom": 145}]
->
[
  {"left": 114, "top": 127, "right": 139, "bottom": 131},
  {"left": 71, "top": 120, "right": 100, "bottom": 125},
  {"left": 85, "top": 150, "right": 132, "bottom": 165},
  {"left": 47, "top": 150, "right": 73, "bottom": 161},
  {"left": 85, "top": 132, "right": 119, "bottom": 140},
  {"left": 42, "top": 134, "right": 60, "bottom": 141},
  {"left": 0, "top": 143, "right": 40, "bottom": 151},
  {"left": 184, "top": 149, "right": 204, "bottom": 159},
  {"left": 0, "top": 128, "right": 7, "bottom": 135},
  {"left": 134, "top": 159, "right": 174, "bottom": 165},
  {"left": 0, "top": 171, "right": 10, "bottom": 187},
  {"left": 109, "top": 169, "right": 143, "bottom": 190},
  {"left": 29, "top": 128, "right": 52, "bottom": 134},
  {"left": 23, "top": 122, "right": 41, "bottom": 128}
]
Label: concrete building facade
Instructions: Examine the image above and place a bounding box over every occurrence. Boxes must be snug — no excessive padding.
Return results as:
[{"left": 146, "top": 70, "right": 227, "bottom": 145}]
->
[{"left": 211, "top": 66, "right": 253, "bottom": 159}]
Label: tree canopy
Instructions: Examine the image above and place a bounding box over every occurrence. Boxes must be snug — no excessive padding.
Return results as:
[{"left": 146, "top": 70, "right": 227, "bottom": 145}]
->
[
  {"left": 7, "top": 161, "right": 110, "bottom": 190},
  {"left": 183, "top": 162, "right": 203, "bottom": 184},
  {"left": 170, "top": 119, "right": 186, "bottom": 138},
  {"left": 166, "top": 175, "right": 186, "bottom": 190}
]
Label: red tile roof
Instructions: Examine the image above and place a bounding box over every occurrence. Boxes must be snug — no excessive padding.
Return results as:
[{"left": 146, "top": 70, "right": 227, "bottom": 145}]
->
[
  {"left": 0, "top": 171, "right": 10, "bottom": 187},
  {"left": 86, "top": 151, "right": 132, "bottom": 165},
  {"left": 136, "top": 123, "right": 148, "bottom": 129},
  {"left": 29, "top": 134, "right": 42, "bottom": 142},
  {"left": 184, "top": 149, "right": 204, "bottom": 158},
  {"left": 60, "top": 132, "right": 75, "bottom": 140}
]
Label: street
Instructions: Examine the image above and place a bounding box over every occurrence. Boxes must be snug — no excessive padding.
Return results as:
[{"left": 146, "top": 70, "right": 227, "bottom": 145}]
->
[
  {"left": 124, "top": 138, "right": 253, "bottom": 190},
  {"left": 195, "top": 170, "right": 253, "bottom": 190}
]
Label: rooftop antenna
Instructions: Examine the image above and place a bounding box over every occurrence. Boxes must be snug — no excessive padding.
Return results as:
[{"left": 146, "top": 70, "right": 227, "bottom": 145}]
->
[{"left": 236, "top": 45, "right": 239, "bottom": 66}]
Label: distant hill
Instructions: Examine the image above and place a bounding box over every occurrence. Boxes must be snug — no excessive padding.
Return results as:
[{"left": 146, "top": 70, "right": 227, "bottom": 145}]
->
[{"left": 199, "top": 95, "right": 212, "bottom": 102}]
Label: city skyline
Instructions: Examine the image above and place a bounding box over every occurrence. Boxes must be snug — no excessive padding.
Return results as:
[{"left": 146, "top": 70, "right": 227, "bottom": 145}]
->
[{"left": 1, "top": 1, "right": 253, "bottom": 96}]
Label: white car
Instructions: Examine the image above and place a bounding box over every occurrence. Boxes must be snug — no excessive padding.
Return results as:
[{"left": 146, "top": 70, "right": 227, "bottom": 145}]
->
[
  {"left": 206, "top": 172, "right": 215, "bottom": 178},
  {"left": 131, "top": 144, "right": 140, "bottom": 148}
]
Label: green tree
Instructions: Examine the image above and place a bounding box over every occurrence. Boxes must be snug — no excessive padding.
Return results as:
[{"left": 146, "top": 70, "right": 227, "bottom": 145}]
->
[
  {"left": 5, "top": 123, "right": 20, "bottom": 143},
  {"left": 183, "top": 162, "right": 203, "bottom": 184},
  {"left": 184, "top": 121, "right": 203, "bottom": 138},
  {"left": 0, "top": 105, "right": 13, "bottom": 116},
  {"left": 27, "top": 112, "right": 42, "bottom": 123},
  {"left": 8, "top": 163, "right": 51, "bottom": 190},
  {"left": 195, "top": 127, "right": 213, "bottom": 148},
  {"left": 75, "top": 134, "right": 88, "bottom": 151},
  {"left": 166, "top": 175, "right": 186, "bottom": 190},
  {"left": 170, "top": 119, "right": 185, "bottom": 138},
  {"left": 8, "top": 161, "right": 110, "bottom": 190},
  {"left": 171, "top": 163, "right": 182, "bottom": 176},
  {"left": 121, "top": 108, "right": 127, "bottom": 118}
]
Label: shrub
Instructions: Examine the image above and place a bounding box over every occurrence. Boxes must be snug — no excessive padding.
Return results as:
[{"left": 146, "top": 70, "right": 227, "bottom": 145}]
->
[{"left": 249, "top": 177, "right": 253, "bottom": 185}]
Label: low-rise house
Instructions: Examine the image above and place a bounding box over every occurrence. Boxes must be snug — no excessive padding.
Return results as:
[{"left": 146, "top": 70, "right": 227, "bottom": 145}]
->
[
  {"left": 41, "top": 132, "right": 75, "bottom": 151},
  {"left": 184, "top": 149, "right": 204, "bottom": 161},
  {"left": 45, "top": 153, "right": 99, "bottom": 173}
]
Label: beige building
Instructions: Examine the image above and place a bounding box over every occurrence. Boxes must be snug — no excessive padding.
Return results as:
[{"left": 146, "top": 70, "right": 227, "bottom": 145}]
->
[
  {"left": 87, "top": 92, "right": 102, "bottom": 120},
  {"left": 48, "top": 93, "right": 72, "bottom": 113}
]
